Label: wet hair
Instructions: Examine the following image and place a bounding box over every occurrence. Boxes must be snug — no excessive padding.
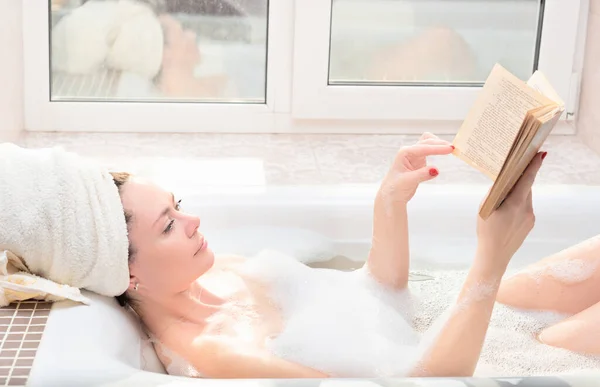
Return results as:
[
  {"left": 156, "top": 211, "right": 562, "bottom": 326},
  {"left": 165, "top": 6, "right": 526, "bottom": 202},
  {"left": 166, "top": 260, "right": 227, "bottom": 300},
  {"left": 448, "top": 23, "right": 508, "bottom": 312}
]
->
[{"left": 109, "top": 172, "right": 138, "bottom": 310}]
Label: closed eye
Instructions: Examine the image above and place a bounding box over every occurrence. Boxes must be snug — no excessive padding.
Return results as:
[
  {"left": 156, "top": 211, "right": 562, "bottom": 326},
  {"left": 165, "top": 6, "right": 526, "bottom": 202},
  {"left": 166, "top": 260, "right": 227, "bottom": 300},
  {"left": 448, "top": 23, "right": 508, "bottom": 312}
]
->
[
  {"left": 163, "top": 220, "right": 174, "bottom": 234},
  {"left": 163, "top": 200, "right": 182, "bottom": 234}
]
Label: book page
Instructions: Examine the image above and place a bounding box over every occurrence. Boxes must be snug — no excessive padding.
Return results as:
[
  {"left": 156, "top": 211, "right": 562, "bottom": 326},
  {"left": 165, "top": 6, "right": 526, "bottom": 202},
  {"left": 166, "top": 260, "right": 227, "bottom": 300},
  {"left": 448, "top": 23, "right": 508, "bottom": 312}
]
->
[
  {"left": 511, "top": 107, "right": 562, "bottom": 176},
  {"left": 453, "top": 64, "right": 554, "bottom": 179},
  {"left": 527, "top": 71, "right": 565, "bottom": 106},
  {"left": 480, "top": 107, "right": 562, "bottom": 219},
  {"left": 507, "top": 106, "right": 554, "bottom": 165}
]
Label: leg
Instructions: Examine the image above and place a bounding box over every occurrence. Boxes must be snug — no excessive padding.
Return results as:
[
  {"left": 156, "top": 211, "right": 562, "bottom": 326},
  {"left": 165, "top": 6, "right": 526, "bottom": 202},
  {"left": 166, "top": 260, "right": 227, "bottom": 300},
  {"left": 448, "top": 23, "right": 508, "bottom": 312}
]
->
[
  {"left": 497, "top": 234, "right": 600, "bottom": 314},
  {"left": 367, "top": 26, "right": 478, "bottom": 82},
  {"left": 538, "top": 300, "right": 600, "bottom": 355}
]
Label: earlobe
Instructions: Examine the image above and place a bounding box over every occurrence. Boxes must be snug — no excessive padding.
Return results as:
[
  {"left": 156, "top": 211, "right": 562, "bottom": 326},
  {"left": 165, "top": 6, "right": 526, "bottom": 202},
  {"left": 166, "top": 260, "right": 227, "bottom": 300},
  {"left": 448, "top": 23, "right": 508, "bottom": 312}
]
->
[{"left": 128, "top": 276, "right": 139, "bottom": 292}]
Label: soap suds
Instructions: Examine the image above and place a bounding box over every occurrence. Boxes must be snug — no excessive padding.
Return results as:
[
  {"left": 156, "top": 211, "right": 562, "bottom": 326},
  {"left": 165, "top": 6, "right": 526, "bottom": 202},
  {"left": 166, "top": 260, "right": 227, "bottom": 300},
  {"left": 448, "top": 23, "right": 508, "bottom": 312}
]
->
[
  {"left": 247, "top": 251, "right": 600, "bottom": 377},
  {"left": 455, "top": 280, "right": 498, "bottom": 310},
  {"left": 521, "top": 258, "right": 600, "bottom": 285},
  {"left": 410, "top": 269, "right": 600, "bottom": 376},
  {"left": 410, "top": 278, "right": 499, "bottom": 374},
  {"left": 149, "top": 338, "right": 202, "bottom": 378},
  {"left": 149, "top": 250, "right": 600, "bottom": 378}
]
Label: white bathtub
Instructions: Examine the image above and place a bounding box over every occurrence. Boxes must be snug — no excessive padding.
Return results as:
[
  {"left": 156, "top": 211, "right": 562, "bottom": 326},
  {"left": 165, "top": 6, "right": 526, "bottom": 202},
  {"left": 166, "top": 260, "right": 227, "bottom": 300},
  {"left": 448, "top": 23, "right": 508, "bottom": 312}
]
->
[{"left": 28, "top": 184, "right": 600, "bottom": 387}]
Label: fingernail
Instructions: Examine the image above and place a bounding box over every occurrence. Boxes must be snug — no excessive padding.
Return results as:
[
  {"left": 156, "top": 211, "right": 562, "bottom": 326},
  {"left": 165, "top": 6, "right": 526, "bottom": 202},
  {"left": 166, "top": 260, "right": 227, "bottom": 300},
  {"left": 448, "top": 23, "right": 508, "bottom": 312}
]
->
[
  {"left": 541, "top": 152, "right": 548, "bottom": 160},
  {"left": 429, "top": 168, "right": 439, "bottom": 177},
  {"left": 451, "top": 145, "right": 455, "bottom": 150}
]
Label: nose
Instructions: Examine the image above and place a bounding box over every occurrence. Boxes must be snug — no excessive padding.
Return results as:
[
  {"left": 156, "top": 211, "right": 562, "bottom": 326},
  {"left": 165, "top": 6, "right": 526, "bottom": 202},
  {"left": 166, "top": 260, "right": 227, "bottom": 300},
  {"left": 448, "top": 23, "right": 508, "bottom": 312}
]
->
[{"left": 185, "top": 214, "right": 200, "bottom": 238}]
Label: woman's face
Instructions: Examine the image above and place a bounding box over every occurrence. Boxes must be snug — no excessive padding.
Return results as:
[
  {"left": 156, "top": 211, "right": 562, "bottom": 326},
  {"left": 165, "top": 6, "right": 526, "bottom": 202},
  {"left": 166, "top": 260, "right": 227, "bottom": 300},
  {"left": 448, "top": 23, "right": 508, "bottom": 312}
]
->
[{"left": 119, "top": 177, "right": 214, "bottom": 296}]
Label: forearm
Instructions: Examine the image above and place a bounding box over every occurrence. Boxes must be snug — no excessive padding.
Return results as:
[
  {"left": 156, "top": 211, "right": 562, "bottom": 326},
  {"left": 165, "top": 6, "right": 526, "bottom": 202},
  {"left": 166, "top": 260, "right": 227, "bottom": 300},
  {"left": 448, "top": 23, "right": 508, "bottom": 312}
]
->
[
  {"left": 367, "top": 200, "right": 410, "bottom": 288},
  {"left": 411, "top": 249, "right": 506, "bottom": 377}
]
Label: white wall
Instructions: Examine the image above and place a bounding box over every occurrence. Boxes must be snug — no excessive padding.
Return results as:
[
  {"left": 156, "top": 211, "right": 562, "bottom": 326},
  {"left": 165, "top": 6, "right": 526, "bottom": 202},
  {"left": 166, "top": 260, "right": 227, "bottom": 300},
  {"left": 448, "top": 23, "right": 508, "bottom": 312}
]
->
[
  {"left": 577, "top": 0, "right": 600, "bottom": 153},
  {"left": 0, "top": 0, "right": 23, "bottom": 141}
]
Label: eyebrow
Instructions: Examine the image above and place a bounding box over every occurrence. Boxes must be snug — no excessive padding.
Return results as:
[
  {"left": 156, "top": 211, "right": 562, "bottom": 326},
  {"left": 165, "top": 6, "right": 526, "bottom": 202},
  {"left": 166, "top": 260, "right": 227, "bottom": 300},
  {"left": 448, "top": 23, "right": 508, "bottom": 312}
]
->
[{"left": 153, "top": 193, "right": 176, "bottom": 227}]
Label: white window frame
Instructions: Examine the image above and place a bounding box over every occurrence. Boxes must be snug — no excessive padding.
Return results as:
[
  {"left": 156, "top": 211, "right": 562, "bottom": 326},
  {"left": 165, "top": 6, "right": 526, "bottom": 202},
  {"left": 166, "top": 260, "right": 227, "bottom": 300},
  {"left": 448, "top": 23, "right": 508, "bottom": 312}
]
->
[
  {"left": 22, "top": 0, "right": 294, "bottom": 133},
  {"left": 291, "top": 0, "right": 585, "bottom": 134},
  {"left": 22, "top": 0, "right": 586, "bottom": 134}
]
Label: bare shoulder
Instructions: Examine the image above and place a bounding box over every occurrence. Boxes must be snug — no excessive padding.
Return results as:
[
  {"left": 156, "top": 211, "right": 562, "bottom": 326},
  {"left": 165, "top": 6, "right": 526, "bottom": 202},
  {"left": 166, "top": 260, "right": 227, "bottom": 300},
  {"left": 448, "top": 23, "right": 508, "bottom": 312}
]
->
[
  {"left": 156, "top": 321, "right": 330, "bottom": 379},
  {"left": 185, "top": 335, "right": 329, "bottom": 379},
  {"left": 149, "top": 323, "right": 205, "bottom": 376},
  {"left": 178, "top": 334, "right": 248, "bottom": 377},
  {"left": 150, "top": 322, "right": 222, "bottom": 376}
]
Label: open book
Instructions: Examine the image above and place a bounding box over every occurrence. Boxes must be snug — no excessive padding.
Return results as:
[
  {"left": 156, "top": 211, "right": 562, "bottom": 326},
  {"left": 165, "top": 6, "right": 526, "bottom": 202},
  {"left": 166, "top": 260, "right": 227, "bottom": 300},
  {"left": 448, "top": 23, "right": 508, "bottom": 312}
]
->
[{"left": 452, "top": 63, "right": 565, "bottom": 220}]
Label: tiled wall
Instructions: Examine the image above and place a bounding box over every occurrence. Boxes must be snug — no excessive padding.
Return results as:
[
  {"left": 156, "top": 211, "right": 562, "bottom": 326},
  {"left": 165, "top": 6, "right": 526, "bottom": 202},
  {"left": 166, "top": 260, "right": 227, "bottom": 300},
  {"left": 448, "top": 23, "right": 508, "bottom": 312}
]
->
[
  {"left": 0, "top": 302, "right": 50, "bottom": 386},
  {"left": 0, "top": 0, "right": 24, "bottom": 141},
  {"left": 578, "top": 0, "right": 600, "bottom": 153}
]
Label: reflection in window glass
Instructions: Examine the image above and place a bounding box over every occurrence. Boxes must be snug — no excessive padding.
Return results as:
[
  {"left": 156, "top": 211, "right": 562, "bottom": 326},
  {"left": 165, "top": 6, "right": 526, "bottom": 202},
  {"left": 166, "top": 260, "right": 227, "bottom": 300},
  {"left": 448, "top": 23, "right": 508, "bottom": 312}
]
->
[
  {"left": 329, "top": 0, "right": 542, "bottom": 86},
  {"left": 50, "top": 0, "right": 268, "bottom": 102}
]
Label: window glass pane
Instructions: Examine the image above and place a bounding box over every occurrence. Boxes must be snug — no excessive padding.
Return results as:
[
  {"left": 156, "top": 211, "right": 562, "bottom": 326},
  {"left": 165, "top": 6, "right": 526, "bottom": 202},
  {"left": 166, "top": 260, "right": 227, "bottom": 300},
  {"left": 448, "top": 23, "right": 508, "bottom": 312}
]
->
[
  {"left": 49, "top": 0, "right": 268, "bottom": 102},
  {"left": 329, "top": 0, "right": 542, "bottom": 85}
]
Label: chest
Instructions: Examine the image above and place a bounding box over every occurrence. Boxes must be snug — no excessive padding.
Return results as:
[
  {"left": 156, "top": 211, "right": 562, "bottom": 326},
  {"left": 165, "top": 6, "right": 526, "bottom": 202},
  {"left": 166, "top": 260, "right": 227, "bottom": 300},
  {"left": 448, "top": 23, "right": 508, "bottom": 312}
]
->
[{"left": 198, "top": 267, "right": 283, "bottom": 346}]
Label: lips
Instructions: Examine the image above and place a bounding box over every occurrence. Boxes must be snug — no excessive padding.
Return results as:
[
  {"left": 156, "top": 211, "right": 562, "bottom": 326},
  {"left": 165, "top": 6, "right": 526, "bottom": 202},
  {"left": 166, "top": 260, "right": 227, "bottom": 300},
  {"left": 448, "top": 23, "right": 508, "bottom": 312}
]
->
[{"left": 196, "top": 237, "right": 207, "bottom": 255}]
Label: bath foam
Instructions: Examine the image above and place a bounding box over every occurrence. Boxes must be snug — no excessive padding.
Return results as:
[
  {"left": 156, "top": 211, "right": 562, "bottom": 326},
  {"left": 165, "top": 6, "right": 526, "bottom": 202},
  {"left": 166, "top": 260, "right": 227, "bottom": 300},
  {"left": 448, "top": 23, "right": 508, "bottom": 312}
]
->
[
  {"left": 522, "top": 257, "right": 600, "bottom": 285},
  {"left": 243, "top": 250, "right": 421, "bottom": 377},
  {"left": 244, "top": 251, "right": 600, "bottom": 377},
  {"left": 409, "top": 270, "right": 600, "bottom": 376},
  {"left": 155, "top": 341, "right": 202, "bottom": 378},
  {"left": 151, "top": 250, "right": 600, "bottom": 378}
]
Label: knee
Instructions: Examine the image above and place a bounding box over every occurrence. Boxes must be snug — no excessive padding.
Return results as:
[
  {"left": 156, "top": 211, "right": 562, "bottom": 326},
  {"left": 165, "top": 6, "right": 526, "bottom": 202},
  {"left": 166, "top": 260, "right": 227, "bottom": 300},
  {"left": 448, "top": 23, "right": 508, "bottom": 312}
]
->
[{"left": 538, "top": 319, "right": 600, "bottom": 355}]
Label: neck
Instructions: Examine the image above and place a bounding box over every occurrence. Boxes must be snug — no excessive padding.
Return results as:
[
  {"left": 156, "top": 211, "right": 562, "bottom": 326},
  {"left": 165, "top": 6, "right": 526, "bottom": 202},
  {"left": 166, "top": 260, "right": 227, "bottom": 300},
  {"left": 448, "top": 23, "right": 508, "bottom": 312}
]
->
[{"left": 137, "top": 282, "right": 224, "bottom": 334}]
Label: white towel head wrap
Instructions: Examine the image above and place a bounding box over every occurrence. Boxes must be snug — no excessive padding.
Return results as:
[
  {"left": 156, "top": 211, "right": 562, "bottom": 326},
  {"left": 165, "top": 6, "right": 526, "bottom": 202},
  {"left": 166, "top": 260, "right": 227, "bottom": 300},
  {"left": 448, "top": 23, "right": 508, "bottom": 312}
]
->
[
  {"left": 0, "top": 143, "right": 130, "bottom": 297},
  {"left": 51, "top": 0, "right": 164, "bottom": 79}
]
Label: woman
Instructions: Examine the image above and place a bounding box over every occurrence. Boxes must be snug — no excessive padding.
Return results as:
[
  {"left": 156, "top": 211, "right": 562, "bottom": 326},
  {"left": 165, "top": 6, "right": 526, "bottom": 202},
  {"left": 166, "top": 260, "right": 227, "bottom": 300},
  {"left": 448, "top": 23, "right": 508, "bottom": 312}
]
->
[
  {"left": 108, "top": 133, "right": 545, "bottom": 378},
  {"left": 51, "top": 1, "right": 231, "bottom": 100}
]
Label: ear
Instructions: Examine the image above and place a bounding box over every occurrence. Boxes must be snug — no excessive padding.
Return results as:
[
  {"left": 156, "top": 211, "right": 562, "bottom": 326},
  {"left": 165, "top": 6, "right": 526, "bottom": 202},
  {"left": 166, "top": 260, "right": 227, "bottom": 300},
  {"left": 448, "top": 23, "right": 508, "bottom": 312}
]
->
[
  {"left": 127, "top": 258, "right": 139, "bottom": 292},
  {"left": 128, "top": 276, "right": 139, "bottom": 292}
]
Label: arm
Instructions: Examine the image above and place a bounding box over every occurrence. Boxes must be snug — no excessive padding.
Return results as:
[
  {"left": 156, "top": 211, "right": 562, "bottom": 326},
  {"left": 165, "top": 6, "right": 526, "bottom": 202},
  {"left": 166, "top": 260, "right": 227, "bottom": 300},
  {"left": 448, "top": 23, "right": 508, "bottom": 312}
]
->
[
  {"left": 410, "top": 247, "right": 504, "bottom": 377},
  {"left": 190, "top": 337, "right": 329, "bottom": 379},
  {"left": 412, "top": 151, "right": 546, "bottom": 377},
  {"left": 366, "top": 133, "right": 454, "bottom": 289},
  {"left": 367, "top": 200, "right": 410, "bottom": 289}
]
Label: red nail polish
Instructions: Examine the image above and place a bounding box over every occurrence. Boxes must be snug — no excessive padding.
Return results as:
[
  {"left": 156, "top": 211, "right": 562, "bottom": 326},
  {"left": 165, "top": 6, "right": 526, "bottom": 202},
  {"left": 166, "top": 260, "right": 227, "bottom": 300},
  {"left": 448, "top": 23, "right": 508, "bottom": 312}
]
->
[
  {"left": 429, "top": 168, "right": 439, "bottom": 177},
  {"left": 541, "top": 152, "right": 548, "bottom": 160},
  {"left": 451, "top": 145, "right": 455, "bottom": 150}
]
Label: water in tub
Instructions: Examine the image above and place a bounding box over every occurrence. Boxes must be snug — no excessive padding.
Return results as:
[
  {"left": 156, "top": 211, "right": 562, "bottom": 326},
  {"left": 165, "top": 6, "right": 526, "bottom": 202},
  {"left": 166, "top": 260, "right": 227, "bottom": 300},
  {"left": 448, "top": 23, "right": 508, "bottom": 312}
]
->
[
  {"left": 156, "top": 225, "right": 600, "bottom": 377},
  {"left": 240, "top": 250, "right": 600, "bottom": 377}
]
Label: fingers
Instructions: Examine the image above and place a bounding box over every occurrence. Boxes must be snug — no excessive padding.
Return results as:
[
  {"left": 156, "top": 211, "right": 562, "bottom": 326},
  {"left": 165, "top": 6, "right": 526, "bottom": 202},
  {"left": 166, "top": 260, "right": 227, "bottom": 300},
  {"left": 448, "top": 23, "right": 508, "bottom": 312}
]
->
[
  {"left": 406, "top": 165, "right": 440, "bottom": 184},
  {"left": 418, "top": 133, "right": 452, "bottom": 147},
  {"left": 420, "top": 132, "right": 438, "bottom": 141},
  {"left": 404, "top": 144, "right": 454, "bottom": 158},
  {"left": 506, "top": 152, "right": 546, "bottom": 204},
  {"left": 419, "top": 138, "right": 452, "bottom": 146}
]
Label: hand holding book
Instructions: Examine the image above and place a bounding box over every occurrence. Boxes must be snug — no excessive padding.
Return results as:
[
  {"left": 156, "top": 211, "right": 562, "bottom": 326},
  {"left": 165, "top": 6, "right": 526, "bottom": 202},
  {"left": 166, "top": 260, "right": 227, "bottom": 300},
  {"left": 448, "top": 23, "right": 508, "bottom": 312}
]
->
[{"left": 452, "top": 64, "right": 565, "bottom": 219}]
